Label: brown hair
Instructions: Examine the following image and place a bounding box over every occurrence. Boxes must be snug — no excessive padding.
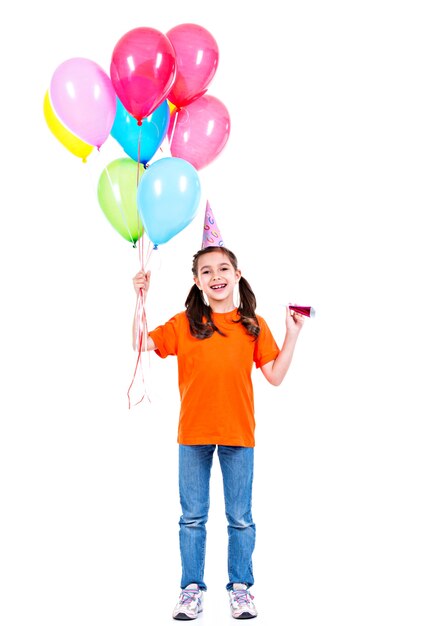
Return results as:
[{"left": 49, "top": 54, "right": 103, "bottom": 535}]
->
[{"left": 185, "top": 246, "right": 260, "bottom": 340}]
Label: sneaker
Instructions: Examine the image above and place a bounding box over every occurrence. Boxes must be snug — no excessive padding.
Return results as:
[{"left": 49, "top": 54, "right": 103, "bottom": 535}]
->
[
  {"left": 228, "top": 583, "right": 257, "bottom": 619},
  {"left": 172, "top": 583, "right": 203, "bottom": 620}
]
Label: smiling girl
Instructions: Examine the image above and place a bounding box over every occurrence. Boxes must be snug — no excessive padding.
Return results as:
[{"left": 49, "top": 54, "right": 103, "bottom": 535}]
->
[{"left": 132, "top": 246, "right": 305, "bottom": 620}]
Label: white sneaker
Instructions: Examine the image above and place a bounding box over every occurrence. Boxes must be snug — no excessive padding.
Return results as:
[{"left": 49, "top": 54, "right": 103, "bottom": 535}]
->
[
  {"left": 228, "top": 583, "right": 258, "bottom": 619},
  {"left": 172, "top": 583, "right": 203, "bottom": 620}
]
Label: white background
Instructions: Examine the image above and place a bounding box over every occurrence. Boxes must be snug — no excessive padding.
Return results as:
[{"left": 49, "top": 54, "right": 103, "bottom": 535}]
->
[{"left": 1, "top": 1, "right": 431, "bottom": 624}]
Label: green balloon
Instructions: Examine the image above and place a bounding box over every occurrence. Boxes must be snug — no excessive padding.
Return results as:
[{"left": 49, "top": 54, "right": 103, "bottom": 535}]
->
[{"left": 97, "top": 158, "right": 145, "bottom": 243}]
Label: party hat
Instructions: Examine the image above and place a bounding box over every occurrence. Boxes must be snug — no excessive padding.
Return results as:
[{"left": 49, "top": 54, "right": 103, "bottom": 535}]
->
[{"left": 202, "top": 200, "right": 224, "bottom": 248}]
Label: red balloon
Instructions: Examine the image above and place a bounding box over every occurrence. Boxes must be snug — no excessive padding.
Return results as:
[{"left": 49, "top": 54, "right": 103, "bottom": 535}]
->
[
  {"left": 169, "top": 95, "right": 230, "bottom": 170},
  {"left": 166, "top": 23, "right": 219, "bottom": 108},
  {"left": 110, "top": 27, "right": 176, "bottom": 123}
]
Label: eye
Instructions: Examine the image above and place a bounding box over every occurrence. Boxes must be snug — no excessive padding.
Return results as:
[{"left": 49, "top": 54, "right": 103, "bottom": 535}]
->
[{"left": 202, "top": 270, "right": 209, "bottom": 274}]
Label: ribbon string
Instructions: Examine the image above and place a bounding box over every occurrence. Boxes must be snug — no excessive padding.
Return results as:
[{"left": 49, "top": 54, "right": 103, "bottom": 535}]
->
[
  {"left": 127, "top": 281, "right": 151, "bottom": 408},
  {"left": 127, "top": 152, "right": 154, "bottom": 408}
]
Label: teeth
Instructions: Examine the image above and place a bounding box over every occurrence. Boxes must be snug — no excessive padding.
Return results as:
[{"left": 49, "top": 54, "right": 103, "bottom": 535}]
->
[{"left": 211, "top": 284, "right": 226, "bottom": 289}]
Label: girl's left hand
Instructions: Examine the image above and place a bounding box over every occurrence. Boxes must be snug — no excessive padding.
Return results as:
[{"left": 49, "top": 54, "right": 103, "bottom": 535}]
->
[{"left": 285, "top": 306, "right": 306, "bottom": 333}]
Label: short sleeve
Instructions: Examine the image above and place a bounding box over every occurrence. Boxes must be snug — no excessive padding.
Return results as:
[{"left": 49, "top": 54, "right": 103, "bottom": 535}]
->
[
  {"left": 253, "top": 316, "right": 280, "bottom": 368},
  {"left": 148, "top": 314, "right": 180, "bottom": 358}
]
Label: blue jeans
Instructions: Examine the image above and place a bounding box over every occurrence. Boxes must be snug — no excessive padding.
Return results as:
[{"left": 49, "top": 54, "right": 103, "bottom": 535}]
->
[{"left": 178, "top": 444, "right": 255, "bottom": 591}]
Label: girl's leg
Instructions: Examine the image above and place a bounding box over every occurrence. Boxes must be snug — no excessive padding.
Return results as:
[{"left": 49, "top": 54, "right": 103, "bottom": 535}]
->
[
  {"left": 217, "top": 446, "right": 255, "bottom": 590},
  {"left": 178, "top": 444, "right": 216, "bottom": 590}
]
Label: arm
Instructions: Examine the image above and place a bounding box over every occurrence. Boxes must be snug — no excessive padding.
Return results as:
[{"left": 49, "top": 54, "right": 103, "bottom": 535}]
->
[
  {"left": 260, "top": 307, "right": 306, "bottom": 386},
  {"left": 132, "top": 270, "right": 156, "bottom": 352}
]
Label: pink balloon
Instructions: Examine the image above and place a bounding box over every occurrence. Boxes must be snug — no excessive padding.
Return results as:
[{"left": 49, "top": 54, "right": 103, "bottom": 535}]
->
[
  {"left": 110, "top": 27, "right": 176, "bottom": 123},
  {"left": 166, "top": 23, "right": 219, "bottom": 108},
  {"left": 169, "top": 95, "right": 230, "bottom": 170},
  {"left": 50, "top": 57, "right": 116, "bottom": 149}
]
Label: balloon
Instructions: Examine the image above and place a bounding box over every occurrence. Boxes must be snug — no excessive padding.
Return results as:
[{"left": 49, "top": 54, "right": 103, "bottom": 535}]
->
[
  {"left": 137, "top": 157, "right": 201, "bottom": 246},
  {"left": 97, "top": 158, "right": 145, "bottom": 244},
  {"left": 50, "top": 57, "right": 116, "bottom": 149},
  {"left": 110, "top": 27, "right": 176, "bottom": 123},
  {"left": 167, "top": 100, "right": 177, "bottom": 115},
  {"left": 43, "top": 91, "right": 93, "bottom": 162},
  {"left": 110, "top": 99, "right": 169, "bottom": 165},
  {"left": 166, "top": 23, "right": 219, "bottom": 108},
  {"left": 169, "top": 95, "right": 230, "bottom": 170}
]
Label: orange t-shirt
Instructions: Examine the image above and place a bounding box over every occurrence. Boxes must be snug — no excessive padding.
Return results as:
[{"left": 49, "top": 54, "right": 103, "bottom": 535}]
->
[{"left": 149, "top": 310, "right": 280, "bottom": 447}]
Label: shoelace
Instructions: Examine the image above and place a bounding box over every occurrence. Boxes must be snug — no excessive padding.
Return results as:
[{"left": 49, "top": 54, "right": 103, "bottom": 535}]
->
[
  {"left": 232, "top": 589, "right": 254, "bottom": 606},
  {"left": 178, "top": 589, "right": 200, "bottom": 607}
]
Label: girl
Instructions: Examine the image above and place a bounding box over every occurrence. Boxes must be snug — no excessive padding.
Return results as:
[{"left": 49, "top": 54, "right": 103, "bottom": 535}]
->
[{"left": 132, "top": 246, "right": 305, "bottom": 620}]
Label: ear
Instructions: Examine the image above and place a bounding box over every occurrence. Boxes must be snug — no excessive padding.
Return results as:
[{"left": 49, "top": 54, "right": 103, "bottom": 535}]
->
[
  {"left": 193, "top": 276, "right": 201, "bottom": 289},
  {"left": 235, "top": 269, "right": 242, "bottom": 282}
]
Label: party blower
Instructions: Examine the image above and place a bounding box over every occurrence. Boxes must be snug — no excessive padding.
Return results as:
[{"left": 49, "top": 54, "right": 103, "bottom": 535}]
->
[{"left": 288, "top": 305, "right": 316, "bottom": 318}]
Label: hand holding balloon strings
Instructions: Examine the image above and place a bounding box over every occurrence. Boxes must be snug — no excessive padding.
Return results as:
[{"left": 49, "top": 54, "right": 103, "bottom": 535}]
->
[{"left": 128, "top": 240, "right": 154, "bottom": 408}]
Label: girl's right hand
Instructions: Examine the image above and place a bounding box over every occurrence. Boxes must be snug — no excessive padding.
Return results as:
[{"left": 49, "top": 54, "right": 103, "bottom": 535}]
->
[{"left": 133, "top": 270, "right": 151, "bottom": 296}]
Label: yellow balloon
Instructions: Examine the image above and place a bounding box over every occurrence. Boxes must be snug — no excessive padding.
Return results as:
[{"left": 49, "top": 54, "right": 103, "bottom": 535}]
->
[
  {"left": 43, "top": 91, "right": 93, "bottom": 162},
  {"left": 167, "top": 100, "right": 178, "bottom": 115}
]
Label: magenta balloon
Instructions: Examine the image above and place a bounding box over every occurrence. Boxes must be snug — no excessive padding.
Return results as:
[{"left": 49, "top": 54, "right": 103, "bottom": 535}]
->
[
  {"left": 110, "top": 27, "right": 176, "bottom": 123},
  {"left": 169, "top": 95, "right": 230, "bottom": 170},
  {"left": 166, "top": 23, "right": 219, "bottom": 108},
  {"left": 50, "top": 57, "right": 116, "bottom": 149}
]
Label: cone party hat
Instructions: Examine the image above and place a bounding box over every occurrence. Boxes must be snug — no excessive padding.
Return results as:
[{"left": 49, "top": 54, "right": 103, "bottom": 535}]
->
[{"left": 202, "top": 200, "right": 224, "bottom": 248}]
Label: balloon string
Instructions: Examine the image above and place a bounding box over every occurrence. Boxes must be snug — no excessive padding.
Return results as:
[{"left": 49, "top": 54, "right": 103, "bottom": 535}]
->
[
  {"left": 128, "top": 121, "right": 154, "bottom": 408},
  {"left": 168, "top": 108, "right": 180, "bottom": 152},
  {"left": 127, "top": 289, "right": 151, "bottom": 408},
  {"left": 138, "top": 219, "right": 152, "bottom": 271},
  {"left": 136, "top": 125, "right": 144, "bottom": 247},
  {"left": 145, "top": 238, "right": 153, "bottom": 266},
  {"left": 137, "top": 124, "right": 142, "bottom": 187},
  {"left": 138, "top": 231, "right": 143, "bottom": 270},
  {"left": 128, "top": 233, "right": 154, "bottom": 408}
]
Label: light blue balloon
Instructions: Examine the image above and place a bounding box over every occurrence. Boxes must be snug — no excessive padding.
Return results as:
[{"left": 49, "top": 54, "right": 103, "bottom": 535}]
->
[
  {"left": 137, "top": 158, "right": 201, "bottom": 246},
  {"left": 110, "top": 99, "right": 170, "bottom": 165}
]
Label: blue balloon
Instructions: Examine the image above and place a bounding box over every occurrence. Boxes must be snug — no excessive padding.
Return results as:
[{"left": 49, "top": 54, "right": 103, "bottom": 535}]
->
[
  {"left": 137, "top": 158, "right": 201, "bottom": 246},
  {"left": 110, "top": 99, "right": 170, "bottom": 164}
]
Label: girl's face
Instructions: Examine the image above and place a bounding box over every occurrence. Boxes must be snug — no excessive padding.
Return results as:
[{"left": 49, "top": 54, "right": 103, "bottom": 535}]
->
[{"left": 194, "top": 250, "right": 241, "bottom": 309}]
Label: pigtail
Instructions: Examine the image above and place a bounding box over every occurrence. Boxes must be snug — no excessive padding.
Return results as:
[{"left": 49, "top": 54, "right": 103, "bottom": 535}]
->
[
  {"left": 237, "top": 276, "right": 260, "bottom": 339},
  {"left": 185, "top": 284, "right": 226, "bottom": 339}
]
